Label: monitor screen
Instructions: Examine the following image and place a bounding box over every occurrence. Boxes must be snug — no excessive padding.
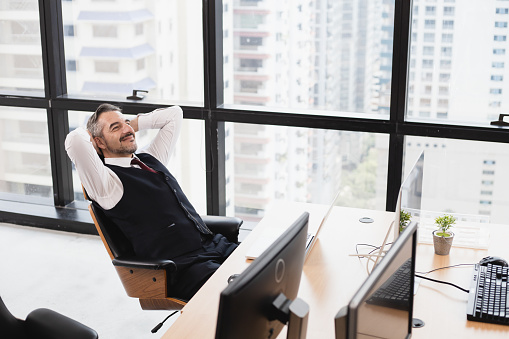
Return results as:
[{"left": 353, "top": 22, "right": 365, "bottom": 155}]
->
[
  {"left": 215, "top": 212, "right": 309, "bottom": 339},
  {"left": 335, "top": 220, "right": 417, "bottom": 339},
  {"left": 394, "top": 151, "right": 424, "bottom": 239}
]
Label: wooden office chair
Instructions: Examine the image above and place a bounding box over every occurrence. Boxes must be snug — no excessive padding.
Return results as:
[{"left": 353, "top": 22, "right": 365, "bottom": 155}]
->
[
  {"left": 0, "top": 296, "right": 98, "bottom": 339},
  {"left": 83, "top": 187, "right": 243, "bottom": 311}
]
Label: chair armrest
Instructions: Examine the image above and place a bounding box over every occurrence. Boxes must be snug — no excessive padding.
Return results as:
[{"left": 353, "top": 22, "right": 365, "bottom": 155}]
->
[
  {"left": 112, "top": 256, "right": 177, "bottom": 272},
  {"left": 25, "top": 308, "right": 98, "bottom": 339},
  {"left": 201, "top": 215, "right": 243, "bottom": 243}
]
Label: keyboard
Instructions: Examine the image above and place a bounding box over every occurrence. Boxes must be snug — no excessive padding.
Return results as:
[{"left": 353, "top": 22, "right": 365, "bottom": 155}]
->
[
  {"left": 366, "top": 259, "right": 412, "bottom": 311},
  {"left": 467, "top": 263, "right": 509, "bottom": 325}
]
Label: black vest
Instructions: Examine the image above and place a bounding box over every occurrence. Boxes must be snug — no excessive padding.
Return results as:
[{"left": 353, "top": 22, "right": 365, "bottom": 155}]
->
[{"left": 93, "top": 153, "right": 212, "bottom": 260}]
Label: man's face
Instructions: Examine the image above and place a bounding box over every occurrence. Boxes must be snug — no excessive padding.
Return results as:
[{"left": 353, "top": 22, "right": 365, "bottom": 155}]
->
[{"left": 95, "top": 110, "right": 137, "bottom": 157}]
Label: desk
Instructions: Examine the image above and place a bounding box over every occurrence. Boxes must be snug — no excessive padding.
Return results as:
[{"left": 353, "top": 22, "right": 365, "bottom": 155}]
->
[
  {"left": 412, "top": 224, "right": 509, "bottom": 339},
  {"left": 162, "top": 202, "right": 509, "bottom": 338}
]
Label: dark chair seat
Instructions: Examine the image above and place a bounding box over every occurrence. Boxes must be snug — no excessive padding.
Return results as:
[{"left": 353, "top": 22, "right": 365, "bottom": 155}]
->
[{"left": 0, "top": 296, "right": 98, "bottom": 339}]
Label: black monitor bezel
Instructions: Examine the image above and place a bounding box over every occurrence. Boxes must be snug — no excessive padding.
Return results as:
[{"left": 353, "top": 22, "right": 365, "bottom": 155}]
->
[
  {"left": 347, "top": 220, "right": 418, "bottom": 339},
  {"left": 215, "top": 212, "right": 310, "bottom": 339}
]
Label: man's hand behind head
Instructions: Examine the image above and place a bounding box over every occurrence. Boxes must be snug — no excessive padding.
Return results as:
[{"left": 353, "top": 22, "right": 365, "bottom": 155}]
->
[{"left": 87, "top": 129, "right": 102, "bottom": 156}]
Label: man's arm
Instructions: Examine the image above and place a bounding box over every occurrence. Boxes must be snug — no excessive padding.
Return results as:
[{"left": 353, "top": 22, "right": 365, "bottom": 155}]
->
[
  {"left": 136, "top": 106, "right": 183, "bottom": 166},
  {"left": 65, "top": 127, "right": 124, "bottom": 210}
]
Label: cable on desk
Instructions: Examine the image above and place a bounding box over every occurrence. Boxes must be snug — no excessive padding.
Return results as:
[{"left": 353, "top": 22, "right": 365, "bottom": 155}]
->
[
  {"left": 415, "top": 263, "right": 475, "bottom": 275},
  {"left": 415, "top": 274, "right": 469, "bottom": 293},
  {"left": 354, "top": 242, "right": 393, "bottom": 258}
]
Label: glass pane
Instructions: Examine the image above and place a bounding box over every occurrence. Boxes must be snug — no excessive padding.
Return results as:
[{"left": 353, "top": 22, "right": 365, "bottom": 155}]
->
[
  {"left": 225, "top": 122, "right": 389, "bottom": 225},
  {"left": 0, "top": 0, "right": 45, "bottom": 96},
  {"left": 0, "top": 107, "right": 52, "bottom": 203},
  {"left": 62, "top": 0, "right": 204, "bottom": 105},
  {"left": 222, "top": 1, "right": 395, "bottom": 118},
  {"left": 405, "top": 137, "right": 509, "bottom": 247},
  {"left": 408, "top": 1, "right": 509, "bottom": 126},
  {"left": 69, "top": 109, "right": 206, "bottom": 214}
]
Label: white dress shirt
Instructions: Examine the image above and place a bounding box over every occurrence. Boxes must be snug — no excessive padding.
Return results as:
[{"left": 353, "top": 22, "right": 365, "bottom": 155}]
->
[{"left": 65, "top": 106, "right": 183, "bottom": 210}]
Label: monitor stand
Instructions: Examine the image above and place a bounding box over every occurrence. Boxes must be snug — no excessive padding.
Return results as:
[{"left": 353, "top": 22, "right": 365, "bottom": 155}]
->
[{"left": 271, "top": 293, "right": 309, "bottom": 339}]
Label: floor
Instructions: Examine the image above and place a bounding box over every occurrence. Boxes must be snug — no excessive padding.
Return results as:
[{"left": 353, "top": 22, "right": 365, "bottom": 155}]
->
[{"left": 0, "top": 221, "right": 252, "bottom": 339}]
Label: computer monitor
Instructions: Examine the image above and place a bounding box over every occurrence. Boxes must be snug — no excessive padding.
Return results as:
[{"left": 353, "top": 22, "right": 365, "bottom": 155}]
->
[
  {"left": 215, "top": 212, "right": 310, "bottom": 339},
  {"left": 394, "top": 151, "right": 424, "bottom": 239},
  {"left": 372, "top": 151, "right": 423, "bottom": 268},
  {"left": 335, "top": 220, "right": 418, "bottom": 339}
]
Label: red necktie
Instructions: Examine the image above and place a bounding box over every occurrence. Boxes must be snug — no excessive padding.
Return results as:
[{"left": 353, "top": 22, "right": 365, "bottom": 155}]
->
[{"left": 131, "top": 158, "right": 157, "bottom": 173}]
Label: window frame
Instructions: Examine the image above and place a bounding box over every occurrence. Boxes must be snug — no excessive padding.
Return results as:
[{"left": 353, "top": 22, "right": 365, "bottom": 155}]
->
[{"left": 1, "top": 0, "right": 509, "bottom": 234}]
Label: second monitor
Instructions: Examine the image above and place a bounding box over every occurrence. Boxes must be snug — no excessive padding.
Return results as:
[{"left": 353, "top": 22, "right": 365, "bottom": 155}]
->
[{"left": 335, "top": 219, "right": 418, "bottom": 339}]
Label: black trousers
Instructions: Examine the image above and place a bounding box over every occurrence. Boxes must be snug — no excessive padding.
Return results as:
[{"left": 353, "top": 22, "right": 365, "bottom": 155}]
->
[{"left": 169, "top": 234, "right": 238, "bottom": 300}]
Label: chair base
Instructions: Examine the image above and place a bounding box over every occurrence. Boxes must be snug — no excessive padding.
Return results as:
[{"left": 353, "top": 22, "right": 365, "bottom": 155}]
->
[{"left": 139, "top": 298, "right": 187, "bottom": 311}]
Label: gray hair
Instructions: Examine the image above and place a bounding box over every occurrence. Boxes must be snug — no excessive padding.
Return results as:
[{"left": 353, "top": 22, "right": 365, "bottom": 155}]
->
[{"left": 87, "top": 103, "right": 122, "bottom": 138}]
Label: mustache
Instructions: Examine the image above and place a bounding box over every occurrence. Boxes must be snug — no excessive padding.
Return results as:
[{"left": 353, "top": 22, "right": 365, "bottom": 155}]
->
[{"left": 120, "top": 132, "right": 135, "bottom": 142}]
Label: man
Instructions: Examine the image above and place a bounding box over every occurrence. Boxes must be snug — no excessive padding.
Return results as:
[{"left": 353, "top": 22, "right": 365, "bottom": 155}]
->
[{"left": 65, "top": 103, "right": 238, "bottom": 300}]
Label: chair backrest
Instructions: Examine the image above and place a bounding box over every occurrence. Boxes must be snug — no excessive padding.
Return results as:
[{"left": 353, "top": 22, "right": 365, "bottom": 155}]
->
[
  {"left": 89, "top": 203, "right": 135, "bottom": 259},
  {"left": 0, "top": 296, "right": 26, "bottom": 338},
  {"left": 82, "top": 184, "right": 135, "bottom": 259}
]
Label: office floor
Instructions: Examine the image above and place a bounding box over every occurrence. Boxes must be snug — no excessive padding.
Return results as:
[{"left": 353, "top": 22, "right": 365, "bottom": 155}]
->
[{"left": 0, "top": 222, "right": 252, "bottom": 339}]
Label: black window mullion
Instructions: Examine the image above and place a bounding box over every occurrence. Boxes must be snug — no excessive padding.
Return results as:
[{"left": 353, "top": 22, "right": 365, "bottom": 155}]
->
[
  {"left": 386, "top": 0, "right": 413, "bottom": 211},
  {"left": 38, "top": 0, "right": 73, "bottom": 206},
  {"left": 203, "top": 0, "right": 226, "bottom": 215}
]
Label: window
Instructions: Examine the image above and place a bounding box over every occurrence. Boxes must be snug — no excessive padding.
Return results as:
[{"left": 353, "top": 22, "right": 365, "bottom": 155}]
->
[
  {"left": 438, "top": 86, "right": 449, "bottom": 95},
  {"left": 423, "top": 46, "right": 434, "bottom": 55},
  {"left": 420, "top": 98, "right": 431, "bottom": 107},
  {"left": 66, "top": 60, "right": 77, "bottom": 72},
  {"left": 439, "top": 73, "right": 450, "bottom": 82},
  {"left": 493, "top": 49, "right": 506, "bottom": 55},
  {"left": 62, "top": 1, "right": 204, "bottom": 104},
  {"left": 423, "top": 33, "right": 435, "bottom": 42},
  {"left": 136, "top": 59, "right": 145, "bottom": 71},
  {"left": 135, "top": 23, "right": 143, "bottom": 35},
  {"left": 490, "top": 88, "right": 502, "bottom": 94},
  {"left": 226, "top": 123, "right": 389, "bottom": 221},
  {"left": 495, "top": 21, "right": 508, "bottom": 28},
  {"left": 424, "top": 19, "right": 436, "bottom": 29},
  {"left": 442, "top": 33, "right": 453, "bottom": 43},
  {"left": 422, "top": 60, "right": 434, "bottom": 68},
  {"left": 92, "top": 25, "right": 117, "bottom": 38},
  {"left": 440, "top": 60, "right": 451, "bottom": 69},
  {"left": 494, "top": 35, "right": 507, "bottom": 41},
  {"left": 491, "top": 75, "right": 503, "bottom": 81},
  {"left": 441, "top": 47, "right": 452, "bottom": 56},
  {"left": 63, "top": 25, "right": 75, "bottom": 36},
  {"left": 438, "top": 99, "right": 448, "bottom": 107},
  {"left": 0, "top": 107, "right": 52, "bottom": 204},
  {"left": 94, "top": 61, "right": 119, "bottom": 73},
  {"left": 443, "top": 7, "right": 455, "bottom": 16},
  {"left": 425, "top": 6, "right": 436, "bottom": 15},
  {"left": 492, "top": 62, "right": 505, "bottom": 68},
  {"left": 442, "top": 20, "right": 454, "bottom": 29},
  {"left": 405, "top": 137, "right": 509, "bottom": 223},
  {"left": 0, "top": 6, "right": 44, "bottom": 96},
  {"left": 223, "top": 2, "right": 395, "bottom": 118},
  {"left": 496, "top": 8, "right": 509, "bottom": 14}
]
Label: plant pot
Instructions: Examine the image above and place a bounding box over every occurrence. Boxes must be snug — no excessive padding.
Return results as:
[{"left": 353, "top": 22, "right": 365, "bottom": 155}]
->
[{"left": 432, "top": 230, "right": 454, "bottom": 255}]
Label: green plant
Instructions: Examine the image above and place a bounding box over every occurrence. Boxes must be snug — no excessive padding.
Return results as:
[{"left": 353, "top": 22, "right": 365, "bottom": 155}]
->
[
  {"left": 434, "top": 214, "right": 456, "bottom": 237},
  {"left": 399, "top": 209, "right": 411, "bottom": 232}
]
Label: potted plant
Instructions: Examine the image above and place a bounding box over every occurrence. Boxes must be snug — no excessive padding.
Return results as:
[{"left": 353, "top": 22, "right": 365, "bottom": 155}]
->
[
  {"left": 433, "top": 214, "right": 456, "bottom": 255},
  {"left": 399, "top": 209, "right": 411, "bottom": 233}
]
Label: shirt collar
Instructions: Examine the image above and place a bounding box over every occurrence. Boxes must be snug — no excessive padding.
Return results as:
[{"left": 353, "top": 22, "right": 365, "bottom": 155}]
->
[{"left": 104, "top": 155, "right": 136, "bottom": 168}]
